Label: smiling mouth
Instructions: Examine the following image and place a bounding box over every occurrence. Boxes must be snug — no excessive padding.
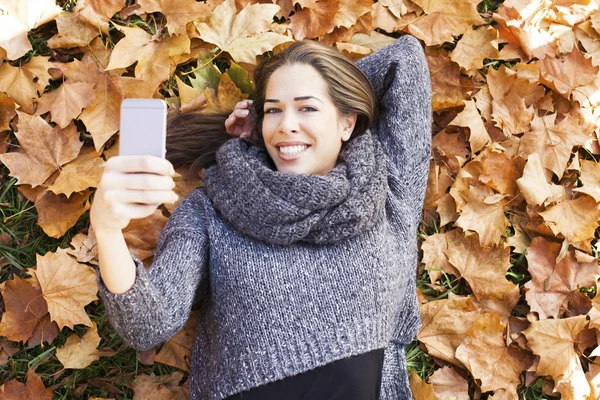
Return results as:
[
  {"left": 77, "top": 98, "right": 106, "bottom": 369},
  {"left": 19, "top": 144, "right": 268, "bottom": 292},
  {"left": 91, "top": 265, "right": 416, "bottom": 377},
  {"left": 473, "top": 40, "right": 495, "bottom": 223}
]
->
[{"left": 276, "top": 145, "right": 311, "bottom": 160}]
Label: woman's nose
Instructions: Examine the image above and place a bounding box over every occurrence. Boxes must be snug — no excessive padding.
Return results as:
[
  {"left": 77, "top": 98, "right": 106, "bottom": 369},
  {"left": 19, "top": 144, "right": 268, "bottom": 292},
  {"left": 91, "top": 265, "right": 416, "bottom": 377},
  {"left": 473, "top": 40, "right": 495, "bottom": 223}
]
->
[{"left": 279, "top": 110, "right": 299, "bottom": 134}]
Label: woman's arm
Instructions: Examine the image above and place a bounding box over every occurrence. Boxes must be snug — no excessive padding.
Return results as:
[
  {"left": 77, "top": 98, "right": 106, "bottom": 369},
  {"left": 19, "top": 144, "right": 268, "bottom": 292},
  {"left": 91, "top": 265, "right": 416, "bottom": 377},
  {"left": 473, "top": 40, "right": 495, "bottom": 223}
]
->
[{"left": 96, "top": 191, "right": 209, "bottom": 351}]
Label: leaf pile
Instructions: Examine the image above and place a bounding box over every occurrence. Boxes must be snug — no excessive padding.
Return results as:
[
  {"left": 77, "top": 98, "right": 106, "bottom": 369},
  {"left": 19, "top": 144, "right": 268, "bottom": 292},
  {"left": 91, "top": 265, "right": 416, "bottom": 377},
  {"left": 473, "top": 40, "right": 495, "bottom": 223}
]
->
[{"left": 0, "top": 0, "right": 599, "bottom": 398}]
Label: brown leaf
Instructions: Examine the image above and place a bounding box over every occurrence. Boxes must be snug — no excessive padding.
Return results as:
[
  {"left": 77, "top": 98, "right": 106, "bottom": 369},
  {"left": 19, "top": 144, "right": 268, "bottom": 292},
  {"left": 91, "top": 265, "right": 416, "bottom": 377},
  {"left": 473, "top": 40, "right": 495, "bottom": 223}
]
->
[
  {"left": 519, "top": 113, "right": 590, "bottom": 180},
  {"left": 454, "top": 189, "right": 510, "bottom": 247},
  {"left": 47, "top": 146, "right": 104, "bottom": 198},
  {"left": 0, "top": 63, "right": 40, "bottom": 114},
  {"left": 450, "top": 26, "right": 501, "bottom": 71},
  {"left": 407, "top": 0, "right": 485, "bottom": 46},
  {"left": 573, "top": 159, "right": 600, "bottom": 202},
  {"left": 539, "top": 195, "right": 600, "bottom": 245},
  {"left": 56, "top": 322, "right": 102, "bottom": 369},
  {"left": 74, "top": 0, "right": 126, "bottom": 34},
  {"left": 33, "top": 247, "right": 98, "bottom": 330},
  {"left": 106, "top": 26, "right": 190, "bottom": 93},
  {"left": 426, "top": 51, "right": 465, "bottom": 111},
  {"left": 429, "top": 366, "right": 469, "bottom": 400},
  {"left": 0, "top": 366, "right": 53, "bottom": 399},
  {"left": 17, "top": 185, "right": 92, "bottom": 239},
  {"left": 538, "top": 47, "right": 599, "bottom": 99},
  {"left": 66, "top": 228, "right": 99, "bottom": 266},
  {"left": 155, "top": 311, "right": 199, "bottom": 371},
  {"left": 0, "top": 92, "right": 16, "bottom": 131},
  {"left": 289, "top": 0, "right": 340, "bottom": 40},
  {"left": 522, "top": 315, "right": 590, "bottom": 399},
  {"left": 491, "top": 88, "right": 535, "bottom": 136},
  {"left": 445, "top": 232, "right": 517, "bottom": 300},
  {"left": 123, "top": 208, "right": 168, "bottom": 261},
  {"left": 409, "top": 370, "right": 440, "bottom": 400},
  {"left": 417, "top": 296, "right": 483, "bottom": 366},
  {"left": 196, "top": 0, "right": 293, "bottom": 63},
  {"left": 35, "top": 82, "right": 96, "bottom": 128},
  {"left": 332, "top": 0, "right": 371, "bottom": 30},
  {"left": 0, "top": 114, "right": 82, "bottom": 188},
  {"left": 27, "top": 313, "right": 60, "bottom": 348},
  {"left": 524, "top": 237, "right": 599, "bottom": 320},
  {"left": 47, "top": 12, "right": 99, "bottom": 49},
  {"left": 130, "top": 371, "right": 188, "bottom": 400},
  {"left": 0, "top": 339, "right": 19, "bottom": 364},
  {"left": 0, "top": 276, "right": 48, "bottom": 343},
  {"left": 455, "top": 313, "right": 533, "bottom": 394},
  {"left": 516, "top": 153, "right": 565, "bottom": 207},
  {"left": 138, "top": 0, "right": 213, "bottom": 35},
  {"left": 448, "top": 100, "right": 490, "bottom": 155},
  {"left": 479, "top": 148, "right": 523, "bottom": 197},
  {"left": 421, "top": 231, "right": 459, "bottom": 284}
]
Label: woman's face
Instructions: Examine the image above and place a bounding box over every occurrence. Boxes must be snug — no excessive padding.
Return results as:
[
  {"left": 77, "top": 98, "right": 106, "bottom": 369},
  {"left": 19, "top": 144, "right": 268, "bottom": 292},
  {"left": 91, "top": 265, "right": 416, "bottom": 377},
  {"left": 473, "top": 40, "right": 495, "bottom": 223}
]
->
[{"left": 261, "top": 63, "right": 357, "bottom": 176}]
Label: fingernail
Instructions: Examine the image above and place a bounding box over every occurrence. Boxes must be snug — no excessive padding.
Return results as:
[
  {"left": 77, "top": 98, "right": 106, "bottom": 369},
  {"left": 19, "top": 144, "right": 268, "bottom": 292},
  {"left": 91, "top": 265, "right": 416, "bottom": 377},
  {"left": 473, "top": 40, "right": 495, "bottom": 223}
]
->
[
  {"left": 247, "top": 100, "right": 253, "bottom": 104},
  {"left": 241, "top": 110, "right": 249, "bottom": 115},
  {"left": 170, "top": 167, "right": 175, "bottom": 175}
]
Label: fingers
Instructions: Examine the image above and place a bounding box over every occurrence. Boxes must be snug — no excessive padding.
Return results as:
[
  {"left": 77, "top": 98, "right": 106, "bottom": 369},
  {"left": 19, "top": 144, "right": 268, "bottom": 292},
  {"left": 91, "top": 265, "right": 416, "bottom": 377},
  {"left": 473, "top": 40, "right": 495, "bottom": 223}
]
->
[
  {"left": 104, "top": 188, "right": 178, "bottom": 207},
  {"left": 103, "top": 155, "right": 175, "bottom": 176}
]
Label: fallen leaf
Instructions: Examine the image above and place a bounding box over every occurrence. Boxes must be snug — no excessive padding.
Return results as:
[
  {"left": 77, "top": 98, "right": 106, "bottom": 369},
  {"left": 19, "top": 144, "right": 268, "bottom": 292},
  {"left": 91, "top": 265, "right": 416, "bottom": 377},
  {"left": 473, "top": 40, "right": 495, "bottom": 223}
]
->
[
  {"left": 429, "top": 366, "right": 469, "bottom": 400},
  {"left": 289, "top": 0, "right": 340, "bottom": 40},
  {"left": 538, "top": 195, "right": 600, "bottom": 245},
  {"left": 47, "top": 11, "right": 99, "bottom": 49},
  {"left": 573, "top": 159, "right": 600, "bottom": 202},
  {"left": 47, "top": 146, "right": 105, "bottom": 198},
  {"left": 35, "top": 82, "right": 96, "bottom": 128},
  {"left": 33, "top": 247, "right": 98, "bottom": 330},
  {"left": 130, "top": 371, "right": 188, "bottom": 400},
  {"left": 74, "top": 0, "right": 125, "bottom": 33},
  {"left": 155, "top": 311, "right": 199, "bottom": 371},
  {"left": 516, "top": 152, "right": 565, "bottom": 207},
  {"left": 448, "top": 100, "right": 490, "bottom": 155},
  {"left": 0, "top": 63, "right": 40, "bottom": 114},
  {"left": 450, "top": 26, "right": 501, "bottom": 71},
  {"left": 0, "top": 275, "right": 48, "bottom": 343},
  {"left": 538, "top": 47, "right": 599, "bottom": 99},
  {"left": 0, "top": 366, "right": 53, "bottom": 399},
  {"left": 56, "top": 322, "right": 102, "bottom": 369},
  {"left": 409, "top": 370, "right": 440, "bottom": 400},
  {"left": 137, "top": 0, "right": 212, "bottom": 35},
  {"left": 123, "top": 208, "right": 168, "bottom": 261}
]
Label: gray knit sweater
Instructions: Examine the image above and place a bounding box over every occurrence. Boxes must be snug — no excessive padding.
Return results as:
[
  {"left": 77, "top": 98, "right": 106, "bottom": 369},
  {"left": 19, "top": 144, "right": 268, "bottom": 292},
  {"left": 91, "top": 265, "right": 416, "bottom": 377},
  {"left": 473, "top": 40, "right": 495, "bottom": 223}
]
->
[{"left": 96, "top": 35, "right": 432, "bottom": 400}]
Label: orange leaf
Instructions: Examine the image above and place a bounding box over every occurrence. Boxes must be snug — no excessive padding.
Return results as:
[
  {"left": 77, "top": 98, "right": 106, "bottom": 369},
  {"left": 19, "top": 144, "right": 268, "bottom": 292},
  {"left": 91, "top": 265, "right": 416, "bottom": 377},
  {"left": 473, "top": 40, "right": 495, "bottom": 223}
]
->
[
  {"left": 428, "top": 366, "right": 469, "bottom": 400},
  {"left": 138, "top": 0, "right": 213, "bottom": 35},
  {"left": 74, "top": 0, "right": 125, "bottom": 34},
  {"left": 450, "top": 26, "right": 501, "bottom": 71},
  {"left": 516, "top": 153, "right": 565, "bottom": 207},
  {"left": 35, "top": 82, "right": 96, "bottom": 128},
  {"left": 47, "top": 146, "right": 105, "bottom": 198},
  {"left": 122, "top": 208, "right": 168, "bottom": 261},
  {"left": 0, "top": 275, "right": 48, "bottom": 343},
  {"left": 0, "top": 113, "right": 82, "bottom": 188},
  {"left": 409, "top": 370, "right": 440, "bottom": 400},
  {"left": 538, "top": 195, "right": 600, "bottom": 245},
  {"left": 0, "top": 63, "right": 40, "bottom": 114},
  {"left": 538, "top": 47, "right": 599, "bottom": 99}
]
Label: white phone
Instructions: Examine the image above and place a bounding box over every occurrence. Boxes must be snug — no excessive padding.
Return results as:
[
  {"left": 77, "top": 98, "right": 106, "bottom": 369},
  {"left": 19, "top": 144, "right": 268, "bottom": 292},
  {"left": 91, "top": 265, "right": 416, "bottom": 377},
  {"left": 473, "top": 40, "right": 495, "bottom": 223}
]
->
[{"left": 119, "top": 99, "right": 167, "bottom": 158}]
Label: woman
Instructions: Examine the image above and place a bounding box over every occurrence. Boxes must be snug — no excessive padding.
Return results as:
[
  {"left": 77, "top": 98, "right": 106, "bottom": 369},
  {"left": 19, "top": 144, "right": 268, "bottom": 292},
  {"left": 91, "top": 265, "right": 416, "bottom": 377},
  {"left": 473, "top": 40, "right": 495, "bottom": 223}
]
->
[{"left": 90, "top": 35, "right": 432, "bottom": 400}]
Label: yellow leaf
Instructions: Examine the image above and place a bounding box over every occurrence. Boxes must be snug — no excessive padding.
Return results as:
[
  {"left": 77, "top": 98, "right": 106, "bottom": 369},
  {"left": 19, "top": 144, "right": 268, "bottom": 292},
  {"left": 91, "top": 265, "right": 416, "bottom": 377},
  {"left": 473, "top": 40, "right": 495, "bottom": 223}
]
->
[
  {"left": 450, "top": 26, "right": 501, "bottom": 71},
  {"left": 56, "top": 322, "right": 102, "bottom": 369},
  {"left": 196, "top": 0, "right": 293, "bottom": 64},
  {"left": 35, "top": 82, "right": 96, "bottom": 128},
  {"left": 47, "top": 146, "right": 105, "bottom": 197}
]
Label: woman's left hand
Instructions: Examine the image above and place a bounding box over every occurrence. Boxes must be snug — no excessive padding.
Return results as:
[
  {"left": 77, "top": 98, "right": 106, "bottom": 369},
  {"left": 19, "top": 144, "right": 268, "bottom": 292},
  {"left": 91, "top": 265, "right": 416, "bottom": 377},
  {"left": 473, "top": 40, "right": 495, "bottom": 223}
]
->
[{"left": 225, "top": 100, "right": 257, "bottom": 139}]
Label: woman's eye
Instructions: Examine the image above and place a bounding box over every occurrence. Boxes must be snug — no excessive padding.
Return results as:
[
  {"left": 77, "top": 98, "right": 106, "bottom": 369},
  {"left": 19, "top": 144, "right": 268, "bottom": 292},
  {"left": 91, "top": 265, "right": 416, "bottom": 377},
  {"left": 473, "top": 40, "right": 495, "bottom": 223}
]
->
[
  {"left": 265, "top": 108, "right": 279, "bottom": 114},
  {"left": 302, "top": 106, "right": 317, "bottom": 112}
]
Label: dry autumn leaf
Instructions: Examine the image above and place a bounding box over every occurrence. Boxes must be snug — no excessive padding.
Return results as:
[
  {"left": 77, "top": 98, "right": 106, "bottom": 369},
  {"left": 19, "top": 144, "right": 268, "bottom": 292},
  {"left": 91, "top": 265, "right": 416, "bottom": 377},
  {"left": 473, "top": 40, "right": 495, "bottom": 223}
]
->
[
  {"left": 130, "top": 371, "right": 189, "bottom": 400},
  {"left": 0, "top": 367, "right": 53, "bottom": 400},
  {"left": 155, "top": 311, "right": 200, "bottom": 371},
  {"left": 34, "top": 81, "right": 96, "bottom": 128},
  {"left": 47, "top": 146, "right": 105, "bottom": 198},
  {"left": 56, "top": 322, "right": 102, "bottom": 369},
  {"left": 195, "top": 0, "right": 294, "bottom": 64},
  {"left": 137, "top": 0, "right": 212, "bottom": 35},
  {"left": 33, "top": 247, "right": 99, "bottom": 330}
]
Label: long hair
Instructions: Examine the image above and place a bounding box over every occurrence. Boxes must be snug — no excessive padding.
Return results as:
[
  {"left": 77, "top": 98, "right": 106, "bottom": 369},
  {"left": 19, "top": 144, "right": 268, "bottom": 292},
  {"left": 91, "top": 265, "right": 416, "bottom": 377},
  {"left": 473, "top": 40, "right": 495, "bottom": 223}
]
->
[{"left": 166, "top": 40, "right": 378, "bottom": 180}]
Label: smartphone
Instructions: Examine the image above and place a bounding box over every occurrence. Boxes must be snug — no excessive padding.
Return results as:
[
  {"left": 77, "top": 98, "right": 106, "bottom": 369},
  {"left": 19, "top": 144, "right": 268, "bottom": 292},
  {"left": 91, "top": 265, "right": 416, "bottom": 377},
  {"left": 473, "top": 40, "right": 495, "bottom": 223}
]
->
[{"left": 119, "top": 99, "right": 167, "bottom": 158}]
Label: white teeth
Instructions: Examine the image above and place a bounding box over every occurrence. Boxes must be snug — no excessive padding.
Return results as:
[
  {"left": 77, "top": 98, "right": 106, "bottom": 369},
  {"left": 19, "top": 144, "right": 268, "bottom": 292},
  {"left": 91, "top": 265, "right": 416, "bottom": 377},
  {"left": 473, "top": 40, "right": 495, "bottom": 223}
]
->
[{"left": 279, "top": 145, "right": 308, "bottom": 155}]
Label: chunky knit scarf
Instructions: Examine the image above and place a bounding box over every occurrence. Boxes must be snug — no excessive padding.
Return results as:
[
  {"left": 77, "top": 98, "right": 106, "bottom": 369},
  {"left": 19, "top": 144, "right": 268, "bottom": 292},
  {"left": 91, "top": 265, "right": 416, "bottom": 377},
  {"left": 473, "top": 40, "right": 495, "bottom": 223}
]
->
[{"left": 201, "top": 130, "right": 389, "bottom": 245}]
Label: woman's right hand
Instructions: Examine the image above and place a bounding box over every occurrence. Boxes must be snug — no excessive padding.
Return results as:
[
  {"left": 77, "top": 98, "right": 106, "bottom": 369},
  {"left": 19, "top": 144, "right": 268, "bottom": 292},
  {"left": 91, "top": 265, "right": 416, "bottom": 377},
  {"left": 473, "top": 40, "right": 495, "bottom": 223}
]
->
[
  {"left": 225, "top": 99, "right": 256, "bottom": 139},
  {"left": 90, "top": 155, "right": 178, "bottom": 232}
]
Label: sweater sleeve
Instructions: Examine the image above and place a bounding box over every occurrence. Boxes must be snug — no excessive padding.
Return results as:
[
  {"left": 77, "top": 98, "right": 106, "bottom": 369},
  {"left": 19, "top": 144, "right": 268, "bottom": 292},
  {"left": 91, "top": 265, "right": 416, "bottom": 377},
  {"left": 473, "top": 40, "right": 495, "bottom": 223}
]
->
[
  {"left": 355, "top": 34, "right": 432, "bottom": 227},
  {"left": 96, "top": 192, "right": 209, "bottom": 351}
]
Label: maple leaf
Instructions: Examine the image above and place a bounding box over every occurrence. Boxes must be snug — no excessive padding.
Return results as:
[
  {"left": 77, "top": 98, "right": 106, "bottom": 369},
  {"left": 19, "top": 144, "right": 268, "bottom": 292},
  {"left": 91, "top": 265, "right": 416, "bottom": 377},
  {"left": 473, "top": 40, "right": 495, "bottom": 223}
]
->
[
  {"left": 0, "top": 275, "right": 48, "bottom": 343},
  {"left": 519, "top": 113, "right": 590, "bottom": 179},
  {"left": 573, "top": 159, "right": 600, "bottom": 202},
  {"left": 539, "top": 195, "right": 600, "bottom": 245},
  {"left": 66, "top": 227, "right": 99, "bottom": 265},
  {"left": 0, "top": 0, "right": 61, "bottom": 60},
  {"left": 421, "top": 231, "right": 460, "bottom": 284},
  {"left": 455, "top": 313, "right": 533, "bottom": 394},
  {"left": 106, "top": 25, "right": 190, "bottom": 93},
  {"left": 454, "top": 190, "right": 510, "bottom": 247},
  {"left": 47, "top": 146, "right": 104, "bottom": 198},
  {"left": 524, "top": 237, "right": 599, "bottom": 319},
  {"left": 138, "top": 0, "right": 213, "bottom": 35},
  {"left": 417, "top": 296, "right": 483, "bottom": 366},
  {"left": 450, "top": 26, "right": 501, "bottom": 71},
  {"left": 33, "top": 247, "right": 98, "bottom": 330},
  {"left": 17, "top": 184, "right": 92, "bottom": 239},
  {"left": 491, "top": 88, "right": 535, "bottom": 136},
  {"left": 56, "top": 322, "right": 102, "bottom": 369},
  {"left": 445, "top": 232, "right": 517, "bottom": 300},
  {"left": 0, "top": 113, "right": 82, "bottom": 188},
  {"left": 35, "top": 82, "right": 96, "bottom": 128},
  {"left": 409, "top": 370, "right": 440, "bottom": 400},
  {"left": 289, "top": 0, "right": 340, "bottom": 40},
  {"left": 426, "top": 51, "right": 465, "bottom": 111},
  {"left": 217, "top": 72, "right": 249, "bottom": 111},
  {"left": 0, "top": 339, "right": 19, "bottom": 364},
  {"left": 332, "top": 0, "right": 371, "bottom": 30},
  {"left": 0, "top": 367, "right": 53, "bottom": 399},
  {"left": 122, "top": 208, "right": 168, "bottom": 261},
  {"left": 130, "top": 372, "right": 189, "bottom": 399},
  {"left": 155, "top": 311, "right": 199, "bottom": 371},
  {"left": 522, "top": 315, "right": 591, "bottom": 399},
  {"left": 428, "top": 366, "right": 469, "bottom": 400},
  {"left": 407, "top": 0, "right": 485, "bottom": 46},
  {"left": 73, "top": 0, "right": 125, "bottom": 33},
  {"left": 538, "top": 47, "right": 599, "bottom": 99},
  {"left": 478, "top": 148, "right": 523, "bottom": 197},
  {"left": 189, "top": 53, "right": 222, "bottom": 91},
  {"left": 516, "top": 152, "right": 565, "bottom": 207},
  {"left": 0, "top": 63, "right": 40, "bottom": 114},
  {"left": 195, "top": 0, "right": 293, "bottom": 64},
  {"left": 0, "top": 92, "right": 16, "bottom": 131},
  {"left": 448, "top": 100, "right": 490, "bottom": 155},
  {"left": 47, "top": 12, "right": 99, "bottom": 49}
]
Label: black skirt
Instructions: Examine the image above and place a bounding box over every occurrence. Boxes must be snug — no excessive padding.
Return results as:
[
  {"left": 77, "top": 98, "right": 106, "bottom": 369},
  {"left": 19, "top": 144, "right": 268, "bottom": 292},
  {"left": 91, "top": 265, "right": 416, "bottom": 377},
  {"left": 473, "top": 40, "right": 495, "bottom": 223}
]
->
[{"left": 225, "top": 348, "right": 385, "bottom": 400}]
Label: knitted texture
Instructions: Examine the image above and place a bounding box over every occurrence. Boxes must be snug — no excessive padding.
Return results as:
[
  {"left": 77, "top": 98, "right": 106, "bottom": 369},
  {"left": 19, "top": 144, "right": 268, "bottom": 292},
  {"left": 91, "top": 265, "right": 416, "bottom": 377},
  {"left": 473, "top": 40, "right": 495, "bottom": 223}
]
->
[
  {"left": 201, "top": 130, "right": 388, "bottom": 245},
  {"left": 96, "top": 34, "right": 432, "bottom": 400}
]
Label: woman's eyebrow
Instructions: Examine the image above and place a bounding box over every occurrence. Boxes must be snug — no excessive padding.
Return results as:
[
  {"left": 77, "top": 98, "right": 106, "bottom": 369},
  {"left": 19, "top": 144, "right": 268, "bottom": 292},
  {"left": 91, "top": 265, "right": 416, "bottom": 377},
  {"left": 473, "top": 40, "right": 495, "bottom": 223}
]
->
[{"left": 264, "top": 96, "right": 323, "bottom": 103}]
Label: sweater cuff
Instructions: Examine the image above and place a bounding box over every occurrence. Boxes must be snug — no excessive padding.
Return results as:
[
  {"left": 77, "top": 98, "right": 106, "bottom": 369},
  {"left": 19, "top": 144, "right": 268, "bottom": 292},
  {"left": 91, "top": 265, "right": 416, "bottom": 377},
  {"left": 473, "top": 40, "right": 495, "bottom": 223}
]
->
[{"left": 379, "top": 342, "right": 412, "bottom": 399}]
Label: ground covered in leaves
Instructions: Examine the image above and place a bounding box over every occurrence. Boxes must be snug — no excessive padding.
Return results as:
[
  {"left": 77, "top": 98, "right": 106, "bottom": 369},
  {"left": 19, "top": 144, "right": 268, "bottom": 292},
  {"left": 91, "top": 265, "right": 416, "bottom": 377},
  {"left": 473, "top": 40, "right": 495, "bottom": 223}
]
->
[{"left": 0, "top": 0, "right": 600, "bottom": 399}]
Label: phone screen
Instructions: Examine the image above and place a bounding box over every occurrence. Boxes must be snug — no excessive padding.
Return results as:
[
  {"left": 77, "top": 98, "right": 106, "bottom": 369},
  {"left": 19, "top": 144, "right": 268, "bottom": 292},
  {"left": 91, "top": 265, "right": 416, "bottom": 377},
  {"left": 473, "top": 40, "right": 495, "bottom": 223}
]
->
[{"left": 119, "top": 99, "right": 167, "bottom": 158}]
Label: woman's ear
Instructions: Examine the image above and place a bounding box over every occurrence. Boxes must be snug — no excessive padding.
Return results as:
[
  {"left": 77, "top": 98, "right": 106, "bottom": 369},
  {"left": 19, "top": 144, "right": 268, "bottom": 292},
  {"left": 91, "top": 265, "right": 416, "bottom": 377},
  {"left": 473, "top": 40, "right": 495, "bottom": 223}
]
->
[{"left": 341, "top": 113, "right": 358, "bottom": 142}]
